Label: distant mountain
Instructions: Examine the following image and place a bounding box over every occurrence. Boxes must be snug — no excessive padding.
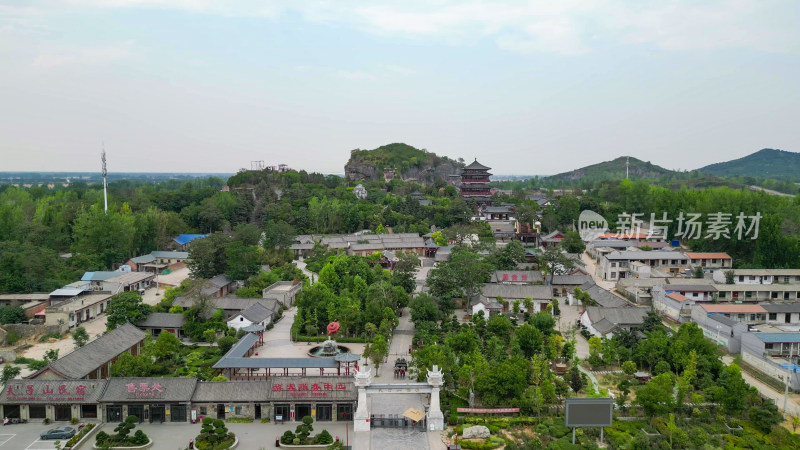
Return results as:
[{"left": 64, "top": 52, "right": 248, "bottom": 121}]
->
[
  {"left": 344, "top": 143, "right": 463, "bottom": 185},
  {"left": 698, "top": 148, "right": 800, "bottom": 179},
  {"left": 546, "top": 156, "right": 676, "bottom": 182}
]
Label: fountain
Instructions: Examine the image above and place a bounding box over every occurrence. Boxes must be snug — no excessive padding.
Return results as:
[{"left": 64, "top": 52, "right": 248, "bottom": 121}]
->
[{"left": 308, "top": 319, "right": 351, "bottom": 357}]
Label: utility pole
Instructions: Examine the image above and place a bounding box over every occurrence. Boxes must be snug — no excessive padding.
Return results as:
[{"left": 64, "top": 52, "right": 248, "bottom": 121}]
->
[
  {"left": 101, "top": 143, "right": 108, "bottom": 214},
  {"left": 784, "top": 343, "right": 793, "bottom": 418}
]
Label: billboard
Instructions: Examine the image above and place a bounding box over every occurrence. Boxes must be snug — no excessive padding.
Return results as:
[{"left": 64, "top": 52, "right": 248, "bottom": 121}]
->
[{"left": 564, "top": 398, "right": 613, "bottom": 427}]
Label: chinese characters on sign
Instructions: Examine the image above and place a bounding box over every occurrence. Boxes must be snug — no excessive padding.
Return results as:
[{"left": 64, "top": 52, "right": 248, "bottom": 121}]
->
[
  {"left": 615, "top": 212, "right": 761, "bottom": 240},
  {"left": 126, "top": 382, "right": 164, "bottom": 398},
  {"left": 271, "top": 382, "right": 347, "bottom": 397},
  {"left": 6, "top": 384, "right": 87, "bottom": 401}
]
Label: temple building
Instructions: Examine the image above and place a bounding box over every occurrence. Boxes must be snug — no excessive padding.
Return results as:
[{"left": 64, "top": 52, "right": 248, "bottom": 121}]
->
[{"left": 459, "top": 159, "right": 492, "bottom": 205}]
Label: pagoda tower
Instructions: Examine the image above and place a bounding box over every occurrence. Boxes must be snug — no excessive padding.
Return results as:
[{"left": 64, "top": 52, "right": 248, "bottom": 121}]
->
[{"left": 460, "top": 159, "right": 492, "bottom": 205}]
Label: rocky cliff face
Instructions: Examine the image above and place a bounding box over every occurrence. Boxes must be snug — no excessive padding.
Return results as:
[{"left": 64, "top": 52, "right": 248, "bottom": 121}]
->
[{"left": 345, "top": 160, "right": 462, "bottom": 185}]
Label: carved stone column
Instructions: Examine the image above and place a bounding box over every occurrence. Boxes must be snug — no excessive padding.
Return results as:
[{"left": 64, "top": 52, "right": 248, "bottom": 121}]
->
[
  {"left": 353, "top": 368, "right": 372, "bottom": 432},
  {"left": 426, "top": 365, "right": 444, "bottom": 431}
]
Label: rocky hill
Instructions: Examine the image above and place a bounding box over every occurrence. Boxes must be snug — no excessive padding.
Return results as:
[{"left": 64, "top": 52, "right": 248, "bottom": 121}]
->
[
  {"left": 547, "top": 156, "right": 676, "bottom": 183},
  {"left": 698, "top": 148, "right": 800, "bottom": 180},
  {"left": 345, "top": 143, "right": 463, "bottom": 185}
]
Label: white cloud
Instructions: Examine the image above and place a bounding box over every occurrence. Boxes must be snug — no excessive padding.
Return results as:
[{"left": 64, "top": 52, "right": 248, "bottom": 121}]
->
[
  {"left": 5, "top": 1, "right": 800, "bottom": 56},
  {"left": 336, "top": 70, "right": 377, "bottom": 81},
  {"left": 32, "top": 42, "right": 135, "bottom": 68}
]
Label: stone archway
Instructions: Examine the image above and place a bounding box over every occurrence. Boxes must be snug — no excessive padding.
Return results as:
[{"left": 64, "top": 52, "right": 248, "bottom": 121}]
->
[{"left": 352, "top": 366, "right": 444, "bottom": 432}]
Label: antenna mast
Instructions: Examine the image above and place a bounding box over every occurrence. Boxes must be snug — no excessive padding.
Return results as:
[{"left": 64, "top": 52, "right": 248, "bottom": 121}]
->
[
  {"left": 626, "top": 157, "right": 629, "bottom": 180},
  {"left": 101, "top": 143, "right": 108, "bottom": 214}
]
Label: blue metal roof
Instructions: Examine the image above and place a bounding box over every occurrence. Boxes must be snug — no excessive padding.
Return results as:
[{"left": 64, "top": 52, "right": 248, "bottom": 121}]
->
[
  {"left": 753, "top": 333, "right": 800, "bottom": 343},
  {"left": 173, "top": 234, "right": 208, "bottom": 245},
  {"left": 80, "top": 271, "right": 121, "bottom": 281}
]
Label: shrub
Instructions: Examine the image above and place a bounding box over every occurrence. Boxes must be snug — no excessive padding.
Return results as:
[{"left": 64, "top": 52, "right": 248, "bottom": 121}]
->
[
  {"left": 95, "top": 431, "right": 110, "bottom": 444},
  {"left": 260, "top": 417, "right": 270, "bottom": 423},
  {"left": 225, "top": 417, "right": 253, "bottom": 423},
  {"left": 6, "top": 331, "right": 21, "bottom": 345},
  {"left": 70, "top": 417, "right": 79, "bottom": 424},
  {"left": 281, "top": 430, "right": 296, "bottom": 445},
  {"left": 314, "top": 430, "right": 333, "bottom": 445},
  {"left": 131, "top": 429, "right": 149, "bottom": 445}
]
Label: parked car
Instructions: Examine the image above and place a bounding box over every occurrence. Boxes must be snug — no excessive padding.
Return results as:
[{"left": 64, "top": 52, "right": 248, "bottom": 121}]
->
[{"left": 40, "top": 426, "right": 75, "bottom": 440}]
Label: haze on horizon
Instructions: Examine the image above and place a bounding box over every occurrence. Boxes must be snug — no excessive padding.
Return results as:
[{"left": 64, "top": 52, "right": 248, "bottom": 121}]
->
[{"left": 1, "top": 1, "right": 799, "bottom": 175}]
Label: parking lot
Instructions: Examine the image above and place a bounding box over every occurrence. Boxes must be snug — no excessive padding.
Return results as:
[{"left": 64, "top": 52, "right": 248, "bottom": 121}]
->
[{"left": 0, "top": 424, "right": 73, "bottom": 450}]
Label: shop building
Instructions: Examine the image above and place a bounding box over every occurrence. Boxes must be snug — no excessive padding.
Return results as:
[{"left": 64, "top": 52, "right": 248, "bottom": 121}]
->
[
  {"left": 0, "top": 379, "right": 106, "bottom": 422},
  {"left": 99, "top": 377, "right": 198, "bottom": 423}
]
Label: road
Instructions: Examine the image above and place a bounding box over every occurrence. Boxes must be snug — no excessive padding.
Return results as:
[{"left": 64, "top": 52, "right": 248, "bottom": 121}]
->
[
  {"left": 294, "top": 258, "right": 317, "bottom": 285},
  {"left": 722, "top": 356, "right": 800, "bottom": 418}
]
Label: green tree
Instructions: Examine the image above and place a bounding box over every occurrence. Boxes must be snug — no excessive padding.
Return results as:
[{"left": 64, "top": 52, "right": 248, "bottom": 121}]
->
[
  {"left": 430, "top": 231, "right": 447, "bottom": 246},
  {"left": 562, "top": 230, "right": 586, "bottom": 253},
  {"left": 427, "top": 247, "right": 492, "bottom": 309},
  {"left": 493, "top": 241, "right": 526, "bottom": 270},
  {"left": 203, "top": 329, "right": 217, "bottom": 343},
  {"left": 187, "top": 232, "right": 230, "bottom": 279},
  {"left": 225, "top": 240, "right": 261, "bottom": 281},
  {"left": 263, "top": 220, "right": 296, "bottom": 249},
  {"left": 569, "top": 366, "right": 583, "bottom": 393},
  {"left": 622, "top": 360, "right": 637, "bottom": 376},
  {"left": 110, "top": 352, "right": 151, "bottom": 377},
  {"left": 106, "top": 292, "right": 152, "bottom": 330},
  {"left": 148, "top": 330, "right": 181, "bottom": 362},
  {"left": 217, "top": 335, "right": 238, "bottom": 355},
  {"left": 0, "top": 306, "right": 26, "bottom": 325},
  {"left": 636, "top": 373, "right": 675, "bottom": 420},
  {"left": 44, "top": 349, "right": 59, "bottom": 362},
  {"left": 367, "top": 334, "right": 389, "bottom": 376},
  {"left": 72, "top": 326, "right": 89, "bottom": 347},
  {"left": 724, "top": 270, "right": 735, "bottom": 284},
  {"left": 749, "top": 401, "right": 783, "bottom": 433},
  {"left": 515, "top": 324, "right": 543, "bottom": 358},
  {"left": 409, "top": 294, "right": 440, "bottom": 324},
  {"left": 718, "top": 363, "right": 748, "bottom": 415},
  {"left": 537, "top": 245, "right": 577, "bottom": 285},
  {"left": 1, "top": 365, "right": 21, "bottom": 383},
  {"left": 71, "top": 205, "right": 138, "bottom": 269}
]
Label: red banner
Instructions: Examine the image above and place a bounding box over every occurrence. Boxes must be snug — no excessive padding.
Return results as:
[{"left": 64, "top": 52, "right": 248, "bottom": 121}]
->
[{"left": 457, "top": 408, "right": 520, "bottom": 414}]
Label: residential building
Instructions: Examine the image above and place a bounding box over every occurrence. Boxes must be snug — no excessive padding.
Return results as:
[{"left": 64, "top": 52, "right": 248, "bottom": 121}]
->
[
  {"left": 227, "top": 303, "right": 274, "bottom": 331},
  {"left": 173, "top": 296, "right": 281, "bottom": 323},
  {"left": 550, "top": 274, "right": 593, "bottom": 297},
  {"left": 714, "top": 284, "right": 800, "bottom": 302},
  {"left": 200, "top": 274, "right": 236, "bottom": 297},
  {"left": 262, "top": 281, "right": 302, "bottom": 307},
  {"left": 580, "top": 307, "right": 649, "bottom": 338},
  {"left": 693, "top": 313, "right": 747, "bottom": 353},
  {"left": 760, "top": 303, "right": 800, "bottom": 326},
  {"left": 173, "top": 234, "right": 207, "bottom": 251},
  {"left": 476, "top": 284, "right": 552, "bottom": 314},
  {"left": 712, "top": 269, "right": 800, "bottom": 285},
  {"left": 740, "top": 332, "right": 800, "bottom": 391},
  {"left": 569, "top": 282, "right": 629, "bottom": 308},
  {"left": 81, "top": 271, "right": 154, "bottom": 294},
  {"left": 137, "top": 312, "right": 187, "bottom": 338},
  {"left": 540, "top": 230, "right": 564, "bottom": 249},
  {"left": 686, "top": 252, "right": 733, "bottom": 270},
  {"left": 44, "top": 293, "right": 114, "bottom": 328},
  {"left": 125, "top": 251, "right": 189, "bottom": 273},
  {"left": 28, "top": 323, "right": 146, "bottom": 380},
  {"left": 598, "top": 250, "right": 689, "bottom": 280},
  {"left": 691, "top": 303, "right": 767, "bottom": 324}
]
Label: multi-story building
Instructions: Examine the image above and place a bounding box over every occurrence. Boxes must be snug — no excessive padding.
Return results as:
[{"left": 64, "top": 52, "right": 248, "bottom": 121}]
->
[{"left": 459, "top": 159, "right": 492, "bottom": 205}]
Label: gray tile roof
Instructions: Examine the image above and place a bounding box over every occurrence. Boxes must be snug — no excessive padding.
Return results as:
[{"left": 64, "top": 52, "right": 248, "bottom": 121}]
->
[
  {"left": 192, "top": 381, "right": 275, "bottom": 402},
  {"left": 222, "top": 332, "right": 261, "bottom": 358},
  {"left": 213, "top": 357, "right": 340, "bottom": 369},
  {"left": 664, "top": 284, "right": 717, "bottom": 292},
  {"left": 100, "top": 377, "right": 198, "bottom": 403},
  {"left": 710, "top": 314, "right": 738, "bottom": 327},
  {"left": 208, "top": 274, "right": 233, "bottom": 288},
  {"left": 579, "top": 282, "right": 630, "bottom": 308},
  {"left": 173, "top": 296, "right": 279, "bottom": 313},
  {"left": 35, "top": 323, "right": 146, "bottom": 379},
  {"left": 481, "top": 283, "right": 552, "bottom": 300},
  {"left": 585, "top": 306, "right": 649, "bottom": 329},
  {"left": 0, "top": 379, "right": 108, "bottom": 404},
  {"left": 151, "top": 251, "right": 189, "bottom": 259},
  {"left": 137, "top": 312, "right": 186, "bottom": 329},
  {"left": 130, "top": 254, "right": 156, "bottom": 264},
  {"left": 551, "top": 274, "right": 593, "bottom": 286},
  {"left": 491, "top": 271, "right": 544, "bottom": 283},
  {"left": 760, "top": 303, "right": 800, "bottom": 313},
  {"left": 239, "top": 303, "right": 272, "bottom": 323}
]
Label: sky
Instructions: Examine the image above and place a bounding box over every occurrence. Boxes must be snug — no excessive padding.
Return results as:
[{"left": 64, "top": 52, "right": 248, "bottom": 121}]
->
[{"left": 1, "top": 1, "right": 799, "bottom": 175}]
